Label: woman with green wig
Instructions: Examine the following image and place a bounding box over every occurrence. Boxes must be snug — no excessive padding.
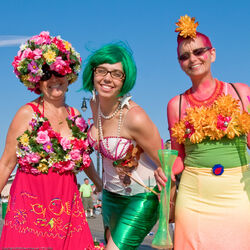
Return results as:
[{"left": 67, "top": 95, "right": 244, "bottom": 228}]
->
[{"left": 82, "top": 42, "right": 161, "bottom": 249}]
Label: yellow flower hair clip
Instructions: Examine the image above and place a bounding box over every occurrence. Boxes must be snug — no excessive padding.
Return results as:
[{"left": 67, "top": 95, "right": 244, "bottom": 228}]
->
[{"left": 175, "top": 15, "right": 199, "bottom": 38}]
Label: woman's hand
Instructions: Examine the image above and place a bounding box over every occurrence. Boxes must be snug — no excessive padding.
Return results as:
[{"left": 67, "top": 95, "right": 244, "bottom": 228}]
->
[{"left": 154, "top": 167, "right": 167, "bottom": 191}]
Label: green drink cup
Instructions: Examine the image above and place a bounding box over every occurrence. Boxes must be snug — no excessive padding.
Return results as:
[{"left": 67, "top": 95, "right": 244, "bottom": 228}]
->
[{"left": 152, "top": 149, "right": 178, "bottom": 249}]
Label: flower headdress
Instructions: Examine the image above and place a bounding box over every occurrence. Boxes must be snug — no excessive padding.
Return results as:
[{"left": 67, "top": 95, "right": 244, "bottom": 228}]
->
[
  {"left": 12, "top": 31, "right": 82, "bottom": 94},
  {"left": 175, "top": 15, "right": 199, "bottom": 38}
]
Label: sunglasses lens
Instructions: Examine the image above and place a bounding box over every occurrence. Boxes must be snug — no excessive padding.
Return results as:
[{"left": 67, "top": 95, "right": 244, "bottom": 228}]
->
[
  {"left": 193, "top": 48, "right": 206, "bottom": 56},
  {"left": 179, "top": 53, "right": 190, "bottom": 61},
  {"left": 53, "top": 71, "right": 64, "bottom": 78},
  {"left": 41, "top": 71, "right": 52, "bottom": 81}
]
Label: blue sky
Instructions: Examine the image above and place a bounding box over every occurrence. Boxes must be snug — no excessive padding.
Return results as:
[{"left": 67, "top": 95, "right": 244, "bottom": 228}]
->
[{"left": 0, "top": 0, "right": 249, "bottom": 183}]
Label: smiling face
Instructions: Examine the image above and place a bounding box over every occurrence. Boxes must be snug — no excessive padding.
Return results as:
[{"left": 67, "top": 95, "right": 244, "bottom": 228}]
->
[
  {"left": 93, "top": 62, "right": 125, "bottom": 99},
  {"left": 178, "top": 37, "right": 216, "bottom": 79},
  {"left": 39, "top": 75, "right": 68, "bottom": 101}
]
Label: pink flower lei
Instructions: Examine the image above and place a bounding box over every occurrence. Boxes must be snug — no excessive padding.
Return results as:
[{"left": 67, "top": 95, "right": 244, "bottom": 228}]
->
[{"left": 17, "top": 112, "right": 93, "bottom": 175}]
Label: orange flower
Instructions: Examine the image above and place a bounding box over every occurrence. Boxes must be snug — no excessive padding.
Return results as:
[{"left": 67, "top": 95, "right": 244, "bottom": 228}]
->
[
  {"left": 175, "top": 15, "right": 199, "bottom": 38},
  {"left": 171, "top": 94, "right": 250, "bottom": 144}
]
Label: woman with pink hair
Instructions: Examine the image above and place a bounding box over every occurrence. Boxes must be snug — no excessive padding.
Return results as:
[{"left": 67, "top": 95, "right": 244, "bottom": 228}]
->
[{"left": 155, "top": 15, "right": 250, "bottom": 249}]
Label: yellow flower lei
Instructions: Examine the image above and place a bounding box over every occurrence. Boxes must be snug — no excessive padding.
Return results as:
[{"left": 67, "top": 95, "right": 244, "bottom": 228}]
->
[
  {"left": 172, "top": 95, "right": 250, "bottom": 144},
  {"left": 175, "top": 15, "right": 199, "bottom": 38}
]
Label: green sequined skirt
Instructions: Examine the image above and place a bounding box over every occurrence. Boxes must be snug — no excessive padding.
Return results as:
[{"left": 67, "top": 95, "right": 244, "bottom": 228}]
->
[{"left": 102, "top": 189, "right": 159, "bottom": 249}]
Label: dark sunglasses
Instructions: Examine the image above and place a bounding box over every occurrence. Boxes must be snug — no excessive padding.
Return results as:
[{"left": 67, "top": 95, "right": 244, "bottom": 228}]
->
[
  {"left": 40, "top": 70, "right": 65, "bottom": 81},
  {"left": 178, "top": 47, "right": 212, "bottom": 61}
]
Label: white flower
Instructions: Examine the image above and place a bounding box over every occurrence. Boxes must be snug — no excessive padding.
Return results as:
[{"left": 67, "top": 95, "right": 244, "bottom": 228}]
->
[
  {"left": 20, "top": 43, "right": 28, "bottom": 50},
  {"left": 74, "top": 64, "right": 81, "bottom": 73},
  {"left": 64, "top": 154, "right": 71, "bottom": 161},
  {"left": 16, "top": 148, "right": 25, "bottom": 157}
]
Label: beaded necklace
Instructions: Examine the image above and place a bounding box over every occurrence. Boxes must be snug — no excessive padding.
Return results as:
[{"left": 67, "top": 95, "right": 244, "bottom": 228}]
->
[
  {"left": 99, "top": 103, "right": 121, "bottom": 119},
  {"left": 185, "top": 79, "right": 224, "bottom": 107},
  {"left": 98, "top": 102, "right": 123, "bottom": 155}
]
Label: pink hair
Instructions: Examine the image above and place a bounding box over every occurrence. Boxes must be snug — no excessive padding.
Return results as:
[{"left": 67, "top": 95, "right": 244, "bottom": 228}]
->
[{"left": 177, "top": 32, "right": 212, "bottom": 56}]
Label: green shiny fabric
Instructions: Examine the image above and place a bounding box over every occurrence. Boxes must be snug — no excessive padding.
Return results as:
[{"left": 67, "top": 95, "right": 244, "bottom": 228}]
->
[
  {"left": 102, "top": 189, "right": 159, "bottom": 250},
  {"left": 184, "top": 135, "right": 248, "bottom": 168}
]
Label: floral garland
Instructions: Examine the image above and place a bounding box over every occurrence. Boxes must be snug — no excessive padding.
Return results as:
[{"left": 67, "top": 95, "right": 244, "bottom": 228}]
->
[
  {"left": 17, "top": 113, "right": 93, "bottom": 175},
  {"left": 172, "top": 94, "right": 250, "bottom": 144},
  {"left": 12, "top": 31, "right": 81, "bottom": 93}
]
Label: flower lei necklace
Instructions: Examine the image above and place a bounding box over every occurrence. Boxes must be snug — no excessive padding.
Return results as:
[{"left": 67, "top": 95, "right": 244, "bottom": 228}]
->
[
  {"left": 185, "top": 79, "right": 224, "bottom": 107},
  {"left": 17, "top": 104, "right": 93, "bottom": 175},
  {"left": 172, "top": 94, "right": 250, "bottom": 144}
]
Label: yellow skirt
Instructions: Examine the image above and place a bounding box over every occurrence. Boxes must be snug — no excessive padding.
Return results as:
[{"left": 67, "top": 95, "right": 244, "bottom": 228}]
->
[{"left": 174, "top": 165, "right": 250, "bottom": 250}]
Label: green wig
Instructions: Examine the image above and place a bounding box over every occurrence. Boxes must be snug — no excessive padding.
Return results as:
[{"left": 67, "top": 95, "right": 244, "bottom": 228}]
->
[{"left": 82, "top": 42, "right": 137, "bottom": 96}]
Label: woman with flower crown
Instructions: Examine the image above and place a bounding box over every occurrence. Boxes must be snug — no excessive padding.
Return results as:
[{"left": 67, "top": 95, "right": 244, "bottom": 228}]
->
[
  {"left": 0, "top": 31, "right": 102, "bottom": 249},
  {"left": 82, "top": 42, "right": 162, "bottom": 249},
  {"left": 155, "top": 15, "right": 250, "bottom": 249}
]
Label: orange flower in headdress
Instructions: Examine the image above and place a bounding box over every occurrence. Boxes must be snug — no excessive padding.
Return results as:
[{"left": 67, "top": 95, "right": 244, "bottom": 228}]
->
[{"left": 175, "top": 15, "right": 199, "bottom": 38}]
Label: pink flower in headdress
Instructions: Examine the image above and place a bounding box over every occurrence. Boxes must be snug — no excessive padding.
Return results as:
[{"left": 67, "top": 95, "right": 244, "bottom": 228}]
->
[
  {"left": 30, "top": 31, "right": 51, "bottom": 45},
  {"left": 217, "top": 115, "right": 231, "bottom": 131},
  {"left": 28, "top": 74, "right": 41, "bottom": 83},
  {"left": 50, "top": 57, "right": 72, "bottom": 75},
  {"left": 36, "top": 131, "right": 50, "bottom": 144},
  {"left": 75, "top": 117, "right": 87, "bottom": 131},
  {"left": 82, "top": 153, "right": 91, "bottom": 168},
  {"left": 12, "top": 55, "right": 21, "bottom": 68},
  {"left": 32, "top": 49, "right": 43, "bottom": 60},
  {"left": 51, "top": 37, "right": 67, "bottom": 53},
  {"left": 21, "top": 48, "right": 34, "bottom": 60},
  {"left": 28, "top": 61, "right": 39, "bottom": 74}
]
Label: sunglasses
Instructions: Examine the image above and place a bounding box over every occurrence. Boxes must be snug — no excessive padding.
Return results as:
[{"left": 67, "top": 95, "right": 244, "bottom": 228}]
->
[
  {"left": 178, "top": 47, "right": 212, "bottom": 61},
  {"left": 40, "top": 70, "right": 65, "bottom": 81}
]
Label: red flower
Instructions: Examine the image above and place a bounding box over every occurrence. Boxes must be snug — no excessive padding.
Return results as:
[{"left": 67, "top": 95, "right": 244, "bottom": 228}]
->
[
  {"left": 38, "top": 121, "right": 51, "bottom": 132},
  {"left": 217, "top": 114, "right": 231, "bottom": 131},
  {"left": 184, "top": 121, "right": 195, "bottom": 138},
  {"left": 71, "top": 138, "right": 88, "bottom": 151}
]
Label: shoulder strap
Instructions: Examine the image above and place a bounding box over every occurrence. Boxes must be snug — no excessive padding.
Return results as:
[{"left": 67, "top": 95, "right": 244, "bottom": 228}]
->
[
  {"left": 26, "top": 103, "right": 41, "bottom": 114},
  {"left": 229, "top": 83, "right": 244, "bottom": 109},
  {"left": 179, "top": 94, "right": 182, "bottom": 122},
  {"left": 70, "top": 107, "right": 75, "bottom": 116}
]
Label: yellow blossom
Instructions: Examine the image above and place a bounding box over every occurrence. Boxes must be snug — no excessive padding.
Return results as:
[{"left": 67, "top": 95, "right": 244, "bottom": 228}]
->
[
  {"left": 20, "top": 133, "right": 29, "bottom": 146},
  {"left": 43, "top": 50, "right": 56, "bottom": 63},
  {"left": 175, "top": 15, "right": 198, "bottom": 38},
  {"left": 37, "top": 163, "right": 48, "bottom": 173},
  {"left": 64, "top": 41, "right": 72, "bottom": 51}
]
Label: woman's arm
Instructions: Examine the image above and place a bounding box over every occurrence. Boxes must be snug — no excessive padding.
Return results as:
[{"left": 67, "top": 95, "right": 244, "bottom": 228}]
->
[
  {"left": 124, "top": 105, "right": 165, "bottom": 189},
  {"left": 84, "top": 160, "right": 102, "bottom": 192},
  {"left": 73, "top": 107, "right": 102, "bottom": 192},
  {"left": 167, "top": 95, "right": 185, "bottom": 175},
  {"left": 0, "top": 105, "right": 32, "bottom": 193},
  {"left": 234, "top": 83, "right": 250, "bottom": 149}
]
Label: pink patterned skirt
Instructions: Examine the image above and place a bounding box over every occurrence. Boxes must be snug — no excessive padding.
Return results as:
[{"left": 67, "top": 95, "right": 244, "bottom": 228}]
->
[{"left": 0, "top": 168, "right": 95, "bottom": 249}]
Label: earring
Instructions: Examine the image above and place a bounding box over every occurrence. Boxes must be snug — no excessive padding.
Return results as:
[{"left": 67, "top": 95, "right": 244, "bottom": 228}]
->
[{"left": 91, "top": 89, "right": 96, "bottom": 102}]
